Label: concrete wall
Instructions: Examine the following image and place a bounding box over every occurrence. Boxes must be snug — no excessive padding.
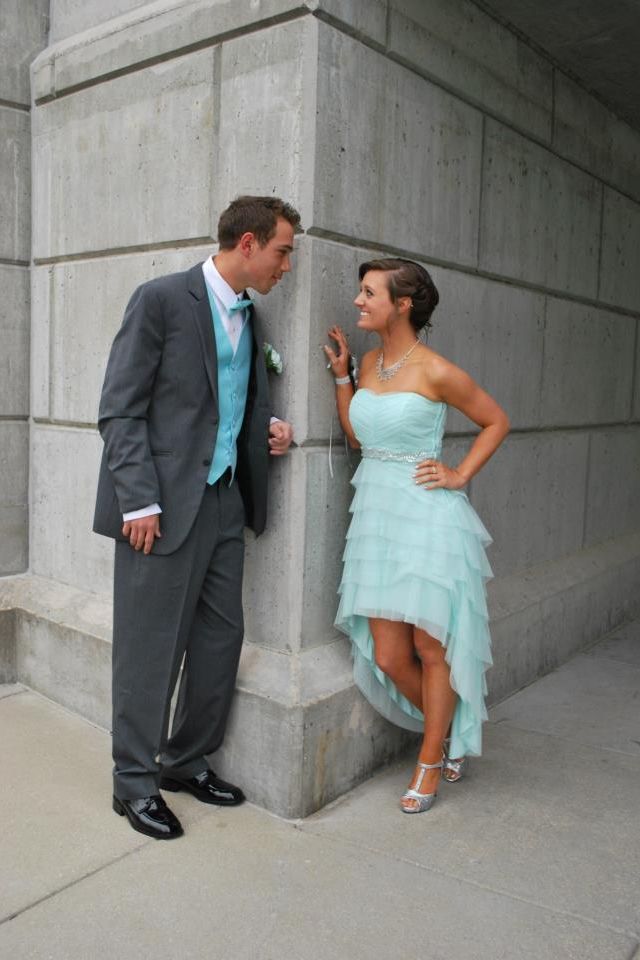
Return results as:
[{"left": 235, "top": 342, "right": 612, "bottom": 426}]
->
[
  {"left": 0, "top": 0, "right": 49, "bottom": 574},
  {"left": 2, "top": 0, "right": 639, "bottom": 816}
]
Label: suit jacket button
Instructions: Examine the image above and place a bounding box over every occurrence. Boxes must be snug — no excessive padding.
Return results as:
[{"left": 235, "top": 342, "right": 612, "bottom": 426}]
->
[{"left": 203, "top": 458, "right": 211, "bottom": 466}]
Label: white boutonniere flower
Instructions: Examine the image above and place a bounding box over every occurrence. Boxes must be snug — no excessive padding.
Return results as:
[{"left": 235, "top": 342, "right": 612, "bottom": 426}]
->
[{"left": 263, "top": 342, "right": 283, "bottom": 375}]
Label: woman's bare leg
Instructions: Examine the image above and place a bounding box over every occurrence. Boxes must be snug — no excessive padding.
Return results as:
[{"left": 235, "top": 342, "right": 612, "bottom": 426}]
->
[
  {"left": 403, "top": 627, "right": 457, "bottom": 810},
  {"left": 369, "top": 618, "right": 423, "bottom": 711}
]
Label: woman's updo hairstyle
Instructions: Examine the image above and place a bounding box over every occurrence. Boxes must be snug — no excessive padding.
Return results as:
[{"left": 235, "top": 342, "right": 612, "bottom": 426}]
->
[{"left": 358, "top": 258, "right": 439, "bottom": 333}]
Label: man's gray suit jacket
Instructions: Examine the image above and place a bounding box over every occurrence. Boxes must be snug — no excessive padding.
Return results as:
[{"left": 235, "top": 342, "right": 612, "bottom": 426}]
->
[{"left": 93, "top": 262, "right": 272, "bottom": 554}]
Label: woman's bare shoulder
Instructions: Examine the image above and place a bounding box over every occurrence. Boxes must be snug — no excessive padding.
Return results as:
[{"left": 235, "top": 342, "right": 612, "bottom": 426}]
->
[
  {"left": 420, "top": 345, "right": 464, "bottom": 380},
  {"left": 416, "top": 345, "right": 473, "bottom": 397}
]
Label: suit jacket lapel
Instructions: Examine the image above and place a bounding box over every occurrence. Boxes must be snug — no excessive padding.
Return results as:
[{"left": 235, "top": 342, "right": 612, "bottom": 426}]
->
[
  {"left": 248, "top": 305, "right": 269, "bottom": 404},
  {"left": 188, "top": 263, "right": 218, "bottom": 404}
]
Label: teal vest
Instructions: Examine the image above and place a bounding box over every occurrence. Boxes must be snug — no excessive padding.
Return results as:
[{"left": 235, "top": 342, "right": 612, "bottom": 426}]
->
[{"left": 205, "top": 287, "right": 252, "bottom": 485}]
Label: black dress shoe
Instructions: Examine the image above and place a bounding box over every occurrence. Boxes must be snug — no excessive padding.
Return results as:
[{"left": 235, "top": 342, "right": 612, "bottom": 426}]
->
[
  {"left": 113, "top": 794, "right": 184, "bottom": 839},
  {"left": 160, "top": 769, "right": 245, "bottom": 806}
]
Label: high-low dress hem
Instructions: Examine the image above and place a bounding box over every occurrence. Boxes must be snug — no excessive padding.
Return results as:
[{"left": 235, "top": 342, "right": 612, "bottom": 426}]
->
[{"left": 334, "top": 390, "right": 494, "bottom": 759}]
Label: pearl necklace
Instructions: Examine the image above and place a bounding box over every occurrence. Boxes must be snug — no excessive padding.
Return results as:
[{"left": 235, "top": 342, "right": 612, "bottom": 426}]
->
[{"left": 376, "top": 340, "right": 420, "bottom": 381}]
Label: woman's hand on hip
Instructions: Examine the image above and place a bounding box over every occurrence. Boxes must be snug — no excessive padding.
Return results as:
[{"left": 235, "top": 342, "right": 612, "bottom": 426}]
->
[{"left": 414, "top": 459, "right": 468, "bottom": 491}]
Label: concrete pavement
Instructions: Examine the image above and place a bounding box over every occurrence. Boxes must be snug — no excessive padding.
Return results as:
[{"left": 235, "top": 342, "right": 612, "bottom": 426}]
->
[{"left": 1, "top": 620, "right": 639, "bottom": 960}]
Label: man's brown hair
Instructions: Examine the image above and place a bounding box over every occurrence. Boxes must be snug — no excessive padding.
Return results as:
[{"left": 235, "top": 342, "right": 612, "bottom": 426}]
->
[{"left": 217, "top": 195, "right": 301, "bottom": 250}]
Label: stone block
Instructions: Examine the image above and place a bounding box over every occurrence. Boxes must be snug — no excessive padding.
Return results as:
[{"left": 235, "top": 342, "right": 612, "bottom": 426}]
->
[
  {"left": 553, "top": 73, "right": 640, "bottom": 202},
  {"left": 242, "top": 448, "right": 306, "bottom": 654},
  {"left": 315, "top": 0, "right": 387, "bottom": 47},
  {"left": 15, "top": 609, "right": 112, "bottom": 731},
  {"left": 584, "top": 427, "right": 640, "bottom": 547},
  {"left": 470, "top": 431, "right": 589, "bottom": 577},
  {"left": 488, "top": 533, "right": 640, "bottom": 704},
  {"left": 301, "top": 447, "right": 358, "bottom": 648},
  {"left": 388, "top": 0, "right": 552, "bottom": 142},
  {"left": 219, "top": 639, "right": 413, "bottom": 817},
  {"left": 0, "top": 422, "right": 28, "bottom": 575},
  {"left": 315, "top": 24, "right": 483, "bottom": 266},
  {"left": 0, "top": 265, "right": 30, "bottom": 418},
  {"left": 40, "top": 245, "right": 212, "bottom": 426},
  {"left": 49, "top": 0, "right": 150, "bottom": 42},
  {"left": 599, "top": 188, "right": 640, "bottom": 313},
  {"left": 32, "top": 50, "right": 216, "bottom": 259},
  {"left": 585, "top": 620, "right": 640, "bottom": 667},
  {"left": 37, "top": 0, "right": 310, "bottom": 100},
  {"left": 0, "top": 0, "right": 48, "bottom": 105},
  {"left": 0, "top": 611, "right": 16, "bottom": 684},
  {"left": 429, "top": 267, "right": 545, "bottom": 431},
  {"left": 212, "top": 686, "right": 303, "bottom": 817},
  {"left": 30, "top": 265, "right": 52, "bottom": 420},
  {"left": 479, "top": 120, "right": 601, "bottom": 298},
  {"left": 0, "top": 107, "right": 30, "bottom": 262},
  {"left": 30, "top": 425, "right": 113, "bottom": 594},
  {"left": 216, "top": 18, "right": 316, "bottom": 227},
  {"left": 540, "top": 298, "right": 636, "bottom": 427},
  {"left": 300, "top": 684, "right": 415, "bottom": 817}
]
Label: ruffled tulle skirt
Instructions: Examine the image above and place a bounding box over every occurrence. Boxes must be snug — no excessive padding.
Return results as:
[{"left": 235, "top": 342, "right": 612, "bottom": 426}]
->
[{"left": 335, "top": 458, "right": 493, "bottom": 758}]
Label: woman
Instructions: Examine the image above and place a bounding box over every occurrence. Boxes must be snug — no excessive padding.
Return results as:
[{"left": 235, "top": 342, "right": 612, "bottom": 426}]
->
[{"left": 325, "top": 259, "right": 509, "bottom": 814}]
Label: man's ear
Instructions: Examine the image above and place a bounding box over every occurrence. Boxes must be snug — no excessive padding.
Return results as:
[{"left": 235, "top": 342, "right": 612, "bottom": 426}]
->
[{"left": 238, "top": 232, "right": 256, "bottom": 258}]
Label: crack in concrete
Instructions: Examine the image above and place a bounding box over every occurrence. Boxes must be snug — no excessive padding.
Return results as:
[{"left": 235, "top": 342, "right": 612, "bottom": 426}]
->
[
  {"left": 0, "top": 801, "right": 222, "bottom": 929},
  {"left": 295, "top": 821, "right": 640, "bottom": 942},
  {"left": 0, "top": 845, "right": 146, "bottom": 927}
]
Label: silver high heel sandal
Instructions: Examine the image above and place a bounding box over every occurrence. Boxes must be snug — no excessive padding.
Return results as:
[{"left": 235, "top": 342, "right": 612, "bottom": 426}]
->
[
  {"left": 443, "top": 738, "right": 467, "bottom": 783},
  {"left": 400, "top": 760, "right": 443, "bottom": 814}
]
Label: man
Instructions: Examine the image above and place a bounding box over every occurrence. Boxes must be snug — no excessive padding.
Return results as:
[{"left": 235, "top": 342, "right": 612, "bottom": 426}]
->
[{"left": 93, "top": 196, "right": 299, "bottom": 839}]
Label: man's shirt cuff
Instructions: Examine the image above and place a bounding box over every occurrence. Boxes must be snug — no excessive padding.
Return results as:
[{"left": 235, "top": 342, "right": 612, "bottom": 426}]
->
[{"left": 122, "top": 503, "right": 162, "bottom": 521}]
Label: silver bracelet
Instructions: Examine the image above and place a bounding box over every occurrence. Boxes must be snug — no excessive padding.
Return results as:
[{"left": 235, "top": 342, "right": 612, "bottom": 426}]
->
[{"left": 334, "top": 375, "right": 351, "bottom": 386}]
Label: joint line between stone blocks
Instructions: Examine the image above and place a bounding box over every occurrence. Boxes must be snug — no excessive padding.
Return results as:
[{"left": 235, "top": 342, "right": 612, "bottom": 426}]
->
[
  {"left": 0, "top": 97, "right": 30, "bottom": 113},
  {"left": 0, "top": 258, "right": 30, "bottom": 268},
  {"left": 33, "top": 7, "right": 312, "bottom": 105},
  {"left": 305, "top": 227, "right": 640, "bottom": 319},
  {"left": 33, "top": 236, "right": 215, "bottom": 266},
  {"left": 310, "top": 9, "right": 386, "bottom": 53}
]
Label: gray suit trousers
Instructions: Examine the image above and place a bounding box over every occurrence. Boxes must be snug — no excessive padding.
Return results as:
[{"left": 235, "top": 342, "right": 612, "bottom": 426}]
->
[{"left": 112, "top": 477, "right": 245, "bottom": 800}]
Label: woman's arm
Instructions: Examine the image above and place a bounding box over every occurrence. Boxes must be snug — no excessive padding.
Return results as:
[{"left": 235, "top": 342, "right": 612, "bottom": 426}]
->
[
  {"left": 324, "top": 326, "right": 361, "bottom": 449},
  {"left": 415, "top": 356, "right": 510, "bottom": 490}
]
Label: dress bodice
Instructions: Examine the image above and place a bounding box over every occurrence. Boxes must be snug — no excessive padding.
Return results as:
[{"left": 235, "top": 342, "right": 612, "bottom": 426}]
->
[{"left": 349, "top": 388, "right": 447, "bottom": 460}]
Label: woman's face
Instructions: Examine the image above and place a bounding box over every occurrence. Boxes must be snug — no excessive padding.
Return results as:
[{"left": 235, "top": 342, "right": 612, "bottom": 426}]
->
[{"left": 354, "top": 270, "right": 397, "bottom": 332}]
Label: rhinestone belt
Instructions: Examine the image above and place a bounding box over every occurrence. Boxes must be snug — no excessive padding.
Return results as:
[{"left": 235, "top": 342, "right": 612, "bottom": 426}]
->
[{"left": 361, "top": 447, "right": 437, "bottom": 463}]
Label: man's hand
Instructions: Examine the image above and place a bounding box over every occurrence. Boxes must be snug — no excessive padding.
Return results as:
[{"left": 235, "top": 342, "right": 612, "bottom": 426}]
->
[
  {"left": 122, "top": 515, "right": 162, "bottom": 554},
  {"left": 269, "top": 420, "right": 294, "bottom": 456}
]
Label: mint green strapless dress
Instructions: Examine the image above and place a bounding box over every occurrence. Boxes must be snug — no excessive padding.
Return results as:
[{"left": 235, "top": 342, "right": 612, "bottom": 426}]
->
[{"left": 335, "top": 388, "right": 493, "bottom": 759}]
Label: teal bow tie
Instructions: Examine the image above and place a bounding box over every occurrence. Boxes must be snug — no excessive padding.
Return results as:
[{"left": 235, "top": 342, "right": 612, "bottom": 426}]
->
[{"left": 228, "top": 298, "right": 253, "bottom": 315}]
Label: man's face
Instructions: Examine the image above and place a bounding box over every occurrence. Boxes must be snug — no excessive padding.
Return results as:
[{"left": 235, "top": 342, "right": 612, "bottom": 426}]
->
[{"left": 245, "top": 217, "right": 295, "bottom": 294}]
